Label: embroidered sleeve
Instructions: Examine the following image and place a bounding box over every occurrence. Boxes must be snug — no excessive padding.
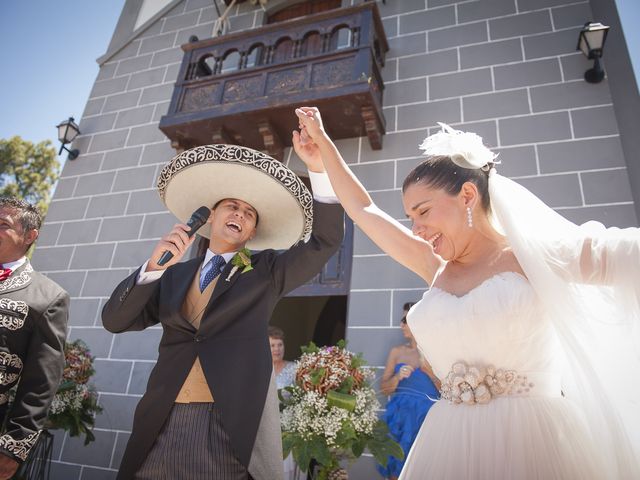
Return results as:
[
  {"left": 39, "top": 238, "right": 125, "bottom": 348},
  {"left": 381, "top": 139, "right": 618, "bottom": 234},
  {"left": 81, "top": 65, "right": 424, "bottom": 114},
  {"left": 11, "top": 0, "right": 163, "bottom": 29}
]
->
[
  {"left": 0, "top": 431, "right": 40, "bottom": 461},
  {"left": 2, "top": 290, "right": 68, "bottom": 463}
]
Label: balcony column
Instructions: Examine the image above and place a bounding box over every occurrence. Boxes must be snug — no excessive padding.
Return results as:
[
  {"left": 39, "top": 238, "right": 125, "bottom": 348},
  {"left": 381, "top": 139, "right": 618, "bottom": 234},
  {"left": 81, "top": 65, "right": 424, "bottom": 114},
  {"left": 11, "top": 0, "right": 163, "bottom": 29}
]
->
[
  {"left": 258, "top": 120, "right": 284, "bottom": 161},
  {"left": 265, "top": 45, "right": 275, "bottom": 64},
  {"left": 211, "top": 126, "right": 233, "bottom": 145},
  {"left": 321, "top": 33, "right": 331, "bottom": 53},
  {"left": 293, "top": 39, "right": 303, "bottom": 58},
  {"left": 361, "top": 106, "right": 383, "bottom": 150},
  {"left": 171, "top": 140, "right": 186, "bottom": 154}
]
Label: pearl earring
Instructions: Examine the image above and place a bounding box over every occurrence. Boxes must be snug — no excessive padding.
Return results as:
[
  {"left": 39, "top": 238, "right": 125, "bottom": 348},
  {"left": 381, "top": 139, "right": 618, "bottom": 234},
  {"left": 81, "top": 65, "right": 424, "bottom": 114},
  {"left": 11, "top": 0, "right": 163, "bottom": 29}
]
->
[{"left": 466, "top": 207, "right": 473, "bottom": 228}]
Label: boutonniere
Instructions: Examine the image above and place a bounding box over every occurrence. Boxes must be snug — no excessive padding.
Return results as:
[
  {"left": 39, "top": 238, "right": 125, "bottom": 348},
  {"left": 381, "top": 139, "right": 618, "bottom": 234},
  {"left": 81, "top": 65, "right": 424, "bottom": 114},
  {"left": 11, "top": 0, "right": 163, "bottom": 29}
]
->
[{"left": 226, "top": 248, "right": 253, "bottom": 282}]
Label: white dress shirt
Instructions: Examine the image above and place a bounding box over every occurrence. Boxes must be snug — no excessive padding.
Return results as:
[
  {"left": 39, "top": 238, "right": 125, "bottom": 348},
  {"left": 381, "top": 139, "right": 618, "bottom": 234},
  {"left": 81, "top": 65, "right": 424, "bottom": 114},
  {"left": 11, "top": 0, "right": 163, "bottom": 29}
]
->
[{"left": 1, "top": 256, "right": 27, "bottom": 272}]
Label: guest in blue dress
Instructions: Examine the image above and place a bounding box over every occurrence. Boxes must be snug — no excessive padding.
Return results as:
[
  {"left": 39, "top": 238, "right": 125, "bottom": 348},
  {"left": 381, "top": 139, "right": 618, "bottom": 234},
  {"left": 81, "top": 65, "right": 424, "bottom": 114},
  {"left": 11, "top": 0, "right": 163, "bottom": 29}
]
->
[{"left": 377, "top": 303, "right": 440, "bottom": 480}]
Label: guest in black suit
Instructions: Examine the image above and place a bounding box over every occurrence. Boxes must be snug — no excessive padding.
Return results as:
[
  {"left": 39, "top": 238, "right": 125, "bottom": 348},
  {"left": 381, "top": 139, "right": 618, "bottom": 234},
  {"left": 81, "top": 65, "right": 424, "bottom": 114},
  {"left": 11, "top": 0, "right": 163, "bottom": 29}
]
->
[
  {"left": 102, "top": 144, "right": 343, "bottom": 480},
  {"left": 0, "top": 197, "right": 68, "bottom": 479}
]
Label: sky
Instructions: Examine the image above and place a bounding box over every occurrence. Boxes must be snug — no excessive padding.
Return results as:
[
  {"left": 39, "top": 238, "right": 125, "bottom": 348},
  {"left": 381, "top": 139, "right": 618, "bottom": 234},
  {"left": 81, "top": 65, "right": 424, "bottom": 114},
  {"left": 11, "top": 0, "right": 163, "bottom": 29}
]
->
[
  {"left": 0, "top": 0, "right": 637, "bottom": 165},
  {"left": 0, "top": 0, "right": 125, "bottom": 159},
  {"left": 616, "top": 0, "right": 640, "bottom": 81}
]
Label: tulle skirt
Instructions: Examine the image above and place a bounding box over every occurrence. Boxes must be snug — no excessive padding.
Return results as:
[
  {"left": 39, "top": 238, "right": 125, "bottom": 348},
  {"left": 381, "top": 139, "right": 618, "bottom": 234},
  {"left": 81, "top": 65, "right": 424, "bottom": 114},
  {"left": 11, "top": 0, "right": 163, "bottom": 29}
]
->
[{"left": 399, "top": 396, "right": 608, "bottom": 479}]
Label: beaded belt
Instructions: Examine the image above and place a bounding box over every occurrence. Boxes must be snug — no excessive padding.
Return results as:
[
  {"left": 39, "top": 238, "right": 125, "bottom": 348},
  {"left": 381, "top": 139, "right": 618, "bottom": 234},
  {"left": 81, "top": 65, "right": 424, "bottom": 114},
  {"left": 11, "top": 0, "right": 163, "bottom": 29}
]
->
[{"left": 440, "top": 361, "right": 561, "bottom": 405}]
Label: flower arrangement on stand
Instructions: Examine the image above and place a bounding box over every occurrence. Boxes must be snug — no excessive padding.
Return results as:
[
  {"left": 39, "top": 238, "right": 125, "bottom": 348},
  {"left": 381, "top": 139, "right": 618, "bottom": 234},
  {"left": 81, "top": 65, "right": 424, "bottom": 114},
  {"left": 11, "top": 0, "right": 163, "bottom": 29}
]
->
[
  {"left": 46, "top": 339, "right": 102, "bottom": 445},
  {"left": 280, "top": 341, "right": 403, "bottom": 480},
  {"left": 15, "top": 340, "right": 102, "bottom": 479}
]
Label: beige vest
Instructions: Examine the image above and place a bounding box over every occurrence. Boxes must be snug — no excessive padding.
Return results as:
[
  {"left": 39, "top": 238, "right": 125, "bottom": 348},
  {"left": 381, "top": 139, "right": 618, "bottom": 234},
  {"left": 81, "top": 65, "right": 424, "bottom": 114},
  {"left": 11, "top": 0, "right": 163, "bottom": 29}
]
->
[{"left": 174, "top": 270, "right": 218, "bottom": 403}]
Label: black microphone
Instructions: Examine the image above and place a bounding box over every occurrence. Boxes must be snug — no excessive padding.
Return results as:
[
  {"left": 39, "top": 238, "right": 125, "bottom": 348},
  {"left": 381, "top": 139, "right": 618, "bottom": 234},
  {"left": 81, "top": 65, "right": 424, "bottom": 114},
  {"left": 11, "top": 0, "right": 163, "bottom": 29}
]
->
[{"left": 157, "top": 206, "right": 211, "bottom": 266}]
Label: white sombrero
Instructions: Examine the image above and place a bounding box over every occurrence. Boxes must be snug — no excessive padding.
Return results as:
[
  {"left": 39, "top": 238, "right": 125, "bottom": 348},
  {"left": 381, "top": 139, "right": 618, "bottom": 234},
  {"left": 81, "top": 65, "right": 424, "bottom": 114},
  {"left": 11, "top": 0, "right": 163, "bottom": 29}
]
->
[{"left": 157, "top": 144, "right": 313, "bottom": 250}]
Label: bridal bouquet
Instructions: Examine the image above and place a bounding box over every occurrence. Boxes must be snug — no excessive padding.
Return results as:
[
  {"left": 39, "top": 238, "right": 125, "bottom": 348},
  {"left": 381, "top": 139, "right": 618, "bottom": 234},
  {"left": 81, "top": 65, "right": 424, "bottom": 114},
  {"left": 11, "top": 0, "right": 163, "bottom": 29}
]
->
[
  {"left": 280, "top": 341, "right": 403, "bottom": 479},
  {"left": 46, "top": 340, "right": 102, "bottom": 445}
]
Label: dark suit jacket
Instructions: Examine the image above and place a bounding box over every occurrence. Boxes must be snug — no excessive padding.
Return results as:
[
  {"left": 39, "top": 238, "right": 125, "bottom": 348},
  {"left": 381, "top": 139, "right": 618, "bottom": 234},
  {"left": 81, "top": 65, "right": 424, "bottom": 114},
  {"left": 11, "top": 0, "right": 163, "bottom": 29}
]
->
[
  {"left": 0, "top": 260, "right": 69, "bottom": 463},
  {"left": 102, "top": 201, "right": 344, "bottom": 480}
]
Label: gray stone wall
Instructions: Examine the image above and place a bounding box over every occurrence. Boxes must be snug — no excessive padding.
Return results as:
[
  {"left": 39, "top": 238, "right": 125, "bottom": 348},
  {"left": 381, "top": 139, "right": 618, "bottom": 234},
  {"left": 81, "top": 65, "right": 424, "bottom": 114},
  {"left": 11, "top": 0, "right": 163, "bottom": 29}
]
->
[{"left": 33, "top": 0, "right": 637, "bottom": 478}]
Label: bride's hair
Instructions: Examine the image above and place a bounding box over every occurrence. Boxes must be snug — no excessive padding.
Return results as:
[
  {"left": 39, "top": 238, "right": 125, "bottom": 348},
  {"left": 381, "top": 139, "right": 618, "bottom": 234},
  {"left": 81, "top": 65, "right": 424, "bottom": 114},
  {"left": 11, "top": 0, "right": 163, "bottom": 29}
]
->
[{"left": 402, "top": 155, "right": 491, "bottom": 212}]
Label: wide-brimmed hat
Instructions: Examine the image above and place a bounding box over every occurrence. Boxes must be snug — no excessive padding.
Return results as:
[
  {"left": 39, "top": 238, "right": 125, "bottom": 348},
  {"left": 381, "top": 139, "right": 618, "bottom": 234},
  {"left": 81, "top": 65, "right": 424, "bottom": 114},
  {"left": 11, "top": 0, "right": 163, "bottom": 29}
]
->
[{"left": 157, "top": 144, "right": 313, "bottom": 250}]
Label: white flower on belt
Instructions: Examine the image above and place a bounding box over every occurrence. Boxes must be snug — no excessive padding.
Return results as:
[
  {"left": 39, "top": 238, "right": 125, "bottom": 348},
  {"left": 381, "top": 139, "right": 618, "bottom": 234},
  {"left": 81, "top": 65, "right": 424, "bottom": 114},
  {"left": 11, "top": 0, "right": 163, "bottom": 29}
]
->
[{"left": 440, "top": 362, "right": 522, "bottom": 405}]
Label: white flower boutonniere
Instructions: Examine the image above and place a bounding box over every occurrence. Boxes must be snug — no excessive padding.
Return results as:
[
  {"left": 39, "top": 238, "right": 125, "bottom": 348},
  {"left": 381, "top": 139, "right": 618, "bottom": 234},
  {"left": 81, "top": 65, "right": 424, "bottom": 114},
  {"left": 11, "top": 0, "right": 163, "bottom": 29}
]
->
[{"left": 226, "top": 248, "right": 253, "bottom": 282}]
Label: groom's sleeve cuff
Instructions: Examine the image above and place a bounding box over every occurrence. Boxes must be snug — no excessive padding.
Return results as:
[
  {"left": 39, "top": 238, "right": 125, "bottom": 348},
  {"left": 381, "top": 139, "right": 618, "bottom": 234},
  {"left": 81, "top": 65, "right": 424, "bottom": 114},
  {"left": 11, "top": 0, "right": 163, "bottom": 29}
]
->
[
  {"left": 137, "top": 260, "right": 165, "bottom": 285},
  {"left": 309, "top": 171, "right": 339, "bottom": 204}
]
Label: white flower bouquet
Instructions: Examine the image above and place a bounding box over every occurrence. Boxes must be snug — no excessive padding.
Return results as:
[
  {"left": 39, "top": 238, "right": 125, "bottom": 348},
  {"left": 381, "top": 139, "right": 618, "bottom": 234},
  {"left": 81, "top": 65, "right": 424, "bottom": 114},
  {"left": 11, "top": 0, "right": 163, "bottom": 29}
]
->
[
  {"left": 46, "top": 340, "right": 102, "bottom": 445},
  {"left": 280, "top": 341, "right": 403, "bottom": 479}
]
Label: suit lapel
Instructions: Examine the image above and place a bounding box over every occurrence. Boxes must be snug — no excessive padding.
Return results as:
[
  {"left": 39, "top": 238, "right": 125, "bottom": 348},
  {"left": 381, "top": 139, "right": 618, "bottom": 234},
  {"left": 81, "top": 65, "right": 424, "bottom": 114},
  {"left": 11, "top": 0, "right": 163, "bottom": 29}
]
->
[
  {"left": 206, "top": 260, "right": 241, "bottom": 311},
  {"left": 0, "top": 260, "right": 33, "bottom": 295}
]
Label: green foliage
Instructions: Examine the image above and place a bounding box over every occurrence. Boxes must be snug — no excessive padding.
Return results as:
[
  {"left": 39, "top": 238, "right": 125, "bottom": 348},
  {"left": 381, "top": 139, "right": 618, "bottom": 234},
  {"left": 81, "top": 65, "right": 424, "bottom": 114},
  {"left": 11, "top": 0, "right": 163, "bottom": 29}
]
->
[
  {"left": 231, "top": 247, "right": 253, "bottom": 273},
  {"left": 0, "top": 136, "right": 60, "bottom": 215},
  {"left": 46, "top": 383, "right": 102, "bottom": 445},
  {"left": 367, "top": 421, "right": 405, "bottom": 468},
  {"left": 300, "top": 341, "right": 320, "bottom": 355},
  {"left": 336, "top": 376, "right": 354, "bottom": 394},
  {"left": 326, "top": 390, "right": 356, "bottom": 411},
  {"left": 45, "top": 340, "right": 103, "bottom": 445}
]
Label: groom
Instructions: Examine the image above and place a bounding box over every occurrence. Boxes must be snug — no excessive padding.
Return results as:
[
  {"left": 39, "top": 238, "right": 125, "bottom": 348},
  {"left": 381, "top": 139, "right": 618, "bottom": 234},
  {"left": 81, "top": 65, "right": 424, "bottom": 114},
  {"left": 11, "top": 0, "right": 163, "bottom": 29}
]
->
[{"left": 102, "top": 144, "right": 343, "bottom": 480}]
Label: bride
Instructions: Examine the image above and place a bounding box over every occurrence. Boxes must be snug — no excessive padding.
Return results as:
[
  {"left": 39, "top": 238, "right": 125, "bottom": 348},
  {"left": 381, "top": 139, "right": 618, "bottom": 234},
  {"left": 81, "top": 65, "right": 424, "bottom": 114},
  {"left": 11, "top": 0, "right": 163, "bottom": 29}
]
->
[{"left": 292, "top": 107, "right": 640, "bottom": 479}]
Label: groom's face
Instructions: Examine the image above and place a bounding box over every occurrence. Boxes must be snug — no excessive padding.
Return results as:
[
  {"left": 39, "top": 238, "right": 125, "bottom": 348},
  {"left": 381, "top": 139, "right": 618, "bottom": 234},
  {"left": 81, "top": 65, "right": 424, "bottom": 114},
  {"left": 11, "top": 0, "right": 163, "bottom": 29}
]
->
[{"left": 208, "top": 198, "right": 258, "bottom": 250}]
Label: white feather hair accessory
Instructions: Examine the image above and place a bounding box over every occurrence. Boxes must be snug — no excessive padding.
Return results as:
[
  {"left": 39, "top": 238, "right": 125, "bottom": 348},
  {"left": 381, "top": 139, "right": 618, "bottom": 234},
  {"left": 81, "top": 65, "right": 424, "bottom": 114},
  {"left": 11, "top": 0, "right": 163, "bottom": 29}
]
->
[{"left": 418, "top": 122, "right": 498, "bottom": 171}]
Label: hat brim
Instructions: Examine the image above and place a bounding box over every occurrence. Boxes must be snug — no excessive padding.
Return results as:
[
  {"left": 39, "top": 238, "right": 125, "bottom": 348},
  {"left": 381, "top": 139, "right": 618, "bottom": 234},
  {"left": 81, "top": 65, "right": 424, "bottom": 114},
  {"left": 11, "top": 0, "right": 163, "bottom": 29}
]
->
[{"left": 157, "top": 145, "right": 313, "bottom": 250}]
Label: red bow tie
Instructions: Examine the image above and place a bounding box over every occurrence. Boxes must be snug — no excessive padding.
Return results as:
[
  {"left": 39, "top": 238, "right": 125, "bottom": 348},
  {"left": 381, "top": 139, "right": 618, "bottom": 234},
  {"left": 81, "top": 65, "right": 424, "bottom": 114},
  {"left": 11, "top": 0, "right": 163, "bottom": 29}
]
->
[{"left": 0, "top": 267, "right": 12, "bottom": 282}]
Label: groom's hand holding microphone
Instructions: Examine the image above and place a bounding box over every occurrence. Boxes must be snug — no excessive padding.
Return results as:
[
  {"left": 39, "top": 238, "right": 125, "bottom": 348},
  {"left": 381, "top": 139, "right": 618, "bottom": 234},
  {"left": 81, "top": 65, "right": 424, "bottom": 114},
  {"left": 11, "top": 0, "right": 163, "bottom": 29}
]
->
[{"left": 146, "top": 206, "right": 210, "bottom": 272}]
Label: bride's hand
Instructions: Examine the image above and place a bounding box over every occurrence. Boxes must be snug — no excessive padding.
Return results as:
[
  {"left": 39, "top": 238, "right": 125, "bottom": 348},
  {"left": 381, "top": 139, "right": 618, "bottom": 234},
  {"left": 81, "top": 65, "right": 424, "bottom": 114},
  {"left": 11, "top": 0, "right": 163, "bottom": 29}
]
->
[{"left": 294, "top": 106, "right": 325, "bottom": 141}]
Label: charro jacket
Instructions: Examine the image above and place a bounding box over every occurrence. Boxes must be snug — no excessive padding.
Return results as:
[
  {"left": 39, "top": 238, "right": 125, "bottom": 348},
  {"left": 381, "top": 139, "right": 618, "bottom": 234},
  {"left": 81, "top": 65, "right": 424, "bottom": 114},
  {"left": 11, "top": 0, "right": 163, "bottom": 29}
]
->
[
  {"left": 102, "top": 201, "right": 344, "bottom": 480},
  {"left": 0, "top": 259, "right": 69, "bottom": 463}
]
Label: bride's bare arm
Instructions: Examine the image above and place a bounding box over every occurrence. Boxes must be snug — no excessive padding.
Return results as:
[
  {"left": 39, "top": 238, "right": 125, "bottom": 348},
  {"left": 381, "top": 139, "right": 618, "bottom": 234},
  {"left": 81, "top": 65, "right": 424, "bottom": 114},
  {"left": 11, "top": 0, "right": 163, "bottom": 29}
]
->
[{"left": 293, "top": 107, "right": 441, "bottom": 283}]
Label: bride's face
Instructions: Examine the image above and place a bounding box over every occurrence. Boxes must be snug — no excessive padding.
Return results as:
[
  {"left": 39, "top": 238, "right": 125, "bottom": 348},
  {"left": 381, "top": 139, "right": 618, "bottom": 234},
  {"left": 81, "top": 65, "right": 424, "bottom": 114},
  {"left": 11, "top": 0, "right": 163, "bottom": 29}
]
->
[{"left": 402, "top": 181, "right": 470, "bottom": 261}]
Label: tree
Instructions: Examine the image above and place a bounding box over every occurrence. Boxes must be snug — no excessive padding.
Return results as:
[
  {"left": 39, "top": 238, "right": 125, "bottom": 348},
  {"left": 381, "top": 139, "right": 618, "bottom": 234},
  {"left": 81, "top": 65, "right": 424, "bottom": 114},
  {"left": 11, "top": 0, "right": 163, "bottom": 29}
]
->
[{"left": 0, "top": 136, "right": 60, "bottom": 215}]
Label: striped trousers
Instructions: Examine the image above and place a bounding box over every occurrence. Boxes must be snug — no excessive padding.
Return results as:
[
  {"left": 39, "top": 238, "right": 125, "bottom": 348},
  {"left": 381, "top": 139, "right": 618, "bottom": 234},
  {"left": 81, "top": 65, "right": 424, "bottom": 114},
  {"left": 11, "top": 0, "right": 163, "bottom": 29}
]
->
[{"left": 135, "top": 403, "right": 250, "bottom": 480}]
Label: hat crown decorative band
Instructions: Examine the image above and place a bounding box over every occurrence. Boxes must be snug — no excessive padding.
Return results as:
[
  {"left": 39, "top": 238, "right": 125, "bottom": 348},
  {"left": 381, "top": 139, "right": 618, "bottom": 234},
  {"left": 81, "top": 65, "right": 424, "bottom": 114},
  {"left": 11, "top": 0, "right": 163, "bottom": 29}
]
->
[{"left": 157, "top": 144, "right": 313, "bottom": 251}]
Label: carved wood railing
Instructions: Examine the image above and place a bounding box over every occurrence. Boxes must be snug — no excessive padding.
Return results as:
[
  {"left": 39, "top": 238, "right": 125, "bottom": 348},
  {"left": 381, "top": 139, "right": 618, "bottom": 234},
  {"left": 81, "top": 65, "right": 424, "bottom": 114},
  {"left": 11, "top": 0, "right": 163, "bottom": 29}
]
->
[{"left": 159, "top": 2, "right": 388, "bottom": 159}]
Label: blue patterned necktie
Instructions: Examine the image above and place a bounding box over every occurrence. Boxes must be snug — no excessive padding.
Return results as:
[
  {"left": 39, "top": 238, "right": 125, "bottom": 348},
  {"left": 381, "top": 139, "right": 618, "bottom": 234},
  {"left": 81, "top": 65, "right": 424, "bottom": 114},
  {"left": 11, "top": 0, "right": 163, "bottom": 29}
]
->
[{"left": 199, "top": 255, "right": 226, "bottom": 292}]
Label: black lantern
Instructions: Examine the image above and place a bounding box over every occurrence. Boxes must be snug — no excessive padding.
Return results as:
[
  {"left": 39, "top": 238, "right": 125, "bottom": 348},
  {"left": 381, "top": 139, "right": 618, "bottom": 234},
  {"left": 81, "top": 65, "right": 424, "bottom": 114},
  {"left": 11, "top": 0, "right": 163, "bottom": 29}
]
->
[
  {"left": 56, "top": 117, "right": 81, "bottom": 160},
  {"left": 576, "top": 22, "right": 610, "bottom": 83}
]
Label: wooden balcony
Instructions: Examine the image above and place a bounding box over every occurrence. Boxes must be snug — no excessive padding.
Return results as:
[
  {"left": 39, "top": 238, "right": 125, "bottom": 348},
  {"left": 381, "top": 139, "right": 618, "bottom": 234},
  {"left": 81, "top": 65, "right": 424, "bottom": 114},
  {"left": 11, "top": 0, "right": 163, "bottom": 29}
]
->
[{"left": 159, "top": 2, "right": 389, "bottom": 160}]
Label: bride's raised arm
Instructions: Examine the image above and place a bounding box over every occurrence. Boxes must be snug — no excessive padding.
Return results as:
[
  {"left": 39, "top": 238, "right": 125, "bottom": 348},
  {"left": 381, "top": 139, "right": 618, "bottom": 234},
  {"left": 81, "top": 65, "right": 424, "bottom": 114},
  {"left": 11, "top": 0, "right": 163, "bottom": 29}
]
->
[
  {"left": 576, "top": 225, "right": 640, "bottom": 287},
  {"left": 293, "top": 107, "right": 440, "bottom": 284}
]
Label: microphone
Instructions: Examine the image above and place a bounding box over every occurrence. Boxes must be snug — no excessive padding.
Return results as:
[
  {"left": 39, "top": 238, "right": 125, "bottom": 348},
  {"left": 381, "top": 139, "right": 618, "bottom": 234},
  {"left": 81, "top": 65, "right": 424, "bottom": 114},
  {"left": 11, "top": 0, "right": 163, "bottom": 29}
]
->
[{"left": 157, "top": 206, "right": 211, "bottom": 266}]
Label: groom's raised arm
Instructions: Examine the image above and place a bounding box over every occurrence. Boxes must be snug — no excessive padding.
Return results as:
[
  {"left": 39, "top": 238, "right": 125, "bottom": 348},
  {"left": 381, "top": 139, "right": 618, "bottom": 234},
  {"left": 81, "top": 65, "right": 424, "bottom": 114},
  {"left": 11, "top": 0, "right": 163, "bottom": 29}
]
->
[{"left": 269, "top": 171, "right": 344, "bottom": 297}]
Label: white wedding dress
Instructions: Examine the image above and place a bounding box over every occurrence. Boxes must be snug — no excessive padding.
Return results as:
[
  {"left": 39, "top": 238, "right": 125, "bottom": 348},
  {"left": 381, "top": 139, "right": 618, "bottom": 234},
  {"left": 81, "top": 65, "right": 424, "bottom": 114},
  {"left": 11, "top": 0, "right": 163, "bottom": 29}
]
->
[{"left": 401, "top": 271, "right": 609, "bottom": 479}]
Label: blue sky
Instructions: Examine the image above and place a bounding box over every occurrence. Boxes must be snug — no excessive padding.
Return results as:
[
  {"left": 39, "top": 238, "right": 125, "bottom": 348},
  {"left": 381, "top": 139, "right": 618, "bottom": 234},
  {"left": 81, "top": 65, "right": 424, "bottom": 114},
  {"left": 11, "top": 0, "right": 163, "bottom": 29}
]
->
[
  {"left": 0, "top": 0, "right": 637, "bottom": 165},
  {"left": 0, "top": 0, "right": 125, "bottom": 157},
  {"left": 617, "top": 0, "right": 640, "bottom": 80}
]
